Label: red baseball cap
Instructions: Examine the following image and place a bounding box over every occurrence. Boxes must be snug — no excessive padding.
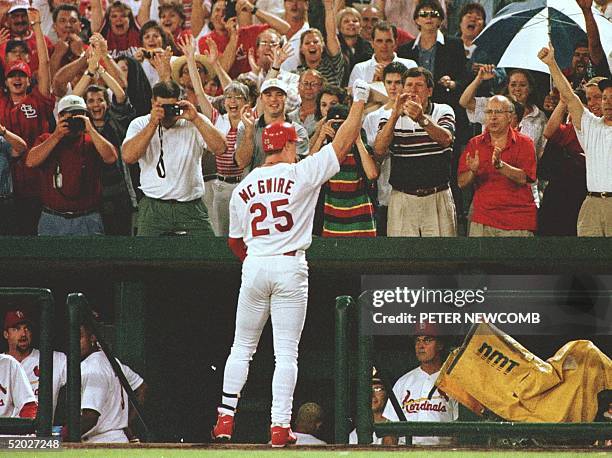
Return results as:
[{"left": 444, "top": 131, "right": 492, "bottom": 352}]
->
[
  {"left": 5, "top": 60, "right": 32, "bottom": 78},
  {"left": 4, "top": 309, "right": 31, "bottom": 330},
  {"left": 262, "top": 121, "right": 298, "bottom": 153},
  {"left": 415, "top": 321, "right": 439, "bottom": 337}
]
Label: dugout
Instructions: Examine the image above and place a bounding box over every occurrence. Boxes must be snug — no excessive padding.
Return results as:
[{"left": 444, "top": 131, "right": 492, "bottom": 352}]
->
[{"left": 0, "top": 237, "right": 610, "bottom": 443}]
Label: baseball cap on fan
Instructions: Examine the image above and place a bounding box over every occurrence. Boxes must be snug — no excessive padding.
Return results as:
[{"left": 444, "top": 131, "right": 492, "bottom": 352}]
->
[
  {"left": 262, "top": 121, "right": 298, "bottom": 153},
  {"left": 8, "top": 2, "right": 28, "bottom": 14},
  {"left": 260, "top": 78, "right": 287, "bottom": 95},
  {"left": 5, "top": 60, "right": 32, "bottom": 78},
  {"left": 57, "top": 95, "right": 87, "bottom": 114},
  {"left": 4, "top": 309, "right": 31, "bottom": 330},
  {"left": 415, "top": 321, "right": 439, "bottom": 337}
]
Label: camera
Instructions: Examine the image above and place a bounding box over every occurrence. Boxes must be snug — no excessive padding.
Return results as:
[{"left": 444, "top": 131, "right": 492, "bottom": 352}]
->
[
  {"left": 162, "top": 104, "right": 182, "bottom": 117},
  {"left": 66, "top": 116, "right": 85, "bottom": 132},
  {"left": 143, "top": 50, "right": 153, "bottom": 59},
  {"left": 224, "top": 0, "right": 237, "bottom": 21}
]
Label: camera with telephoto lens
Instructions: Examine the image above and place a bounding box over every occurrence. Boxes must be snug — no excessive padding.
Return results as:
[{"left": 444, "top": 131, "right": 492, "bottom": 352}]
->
[
  {"left": 162, "top": 104, "right": 183, "bottom": 117},
  {"left": 66, "top": 116, "right": 85, "bottom": 132}
]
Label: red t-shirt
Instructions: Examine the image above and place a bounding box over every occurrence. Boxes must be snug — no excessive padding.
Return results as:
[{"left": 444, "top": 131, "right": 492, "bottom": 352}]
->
[
  {"left": 0, "top": 31, "right": 54, "bottom": 74},
  {"left": 0, "top": 88, "right": 55, "bottom": 198},
  {"left": 198, "top": 24, "right": 269, "bottom": 78},
  {"left": 459, "top": 128, "right": 537, "bottom": 231},
  {"left": 101, "top": 20, "right": 141, "bottom": 58},
  {"left": 33, "top": 133, "right": 104, "bottom": 212},
  {"left": 396, "top": 28, "right": 415, "bottom": 49}
]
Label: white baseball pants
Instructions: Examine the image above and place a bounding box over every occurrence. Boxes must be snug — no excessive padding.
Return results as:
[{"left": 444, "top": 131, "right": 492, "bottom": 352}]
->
[{"left": 222, "top": 252, "right": 308, "bottom": 425}]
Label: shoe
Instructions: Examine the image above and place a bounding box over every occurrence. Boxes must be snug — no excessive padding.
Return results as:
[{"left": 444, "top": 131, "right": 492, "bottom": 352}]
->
[
  {"left": 211, "top": 413, "right": 234, "bottom": 441},
  {"left": 270, "top": 425, "right": 297, "bottom": 447}
]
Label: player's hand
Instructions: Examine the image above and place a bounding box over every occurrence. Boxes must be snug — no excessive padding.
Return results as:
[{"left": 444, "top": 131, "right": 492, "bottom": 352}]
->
[
  {"left": 53, "top": 120, "right": 71, "bottom": 139},
  {"left": 150, "top": 102, "right": 165, "bottom": 126},
  {"left": 352, "top": 78, "right": 370, "bottom": 102},
  {"left": 466, "top": 149, "right": 480, "bottom": 173},
  {"left": 177, "top": 100, "right": 198, "bottom": 121},
  {"left": 404, "top": 100, "right": 424, "bottom": 122},
  {"left": 240, "top": 105, "right": 255, "bottom": 131},
  {"left": 538, "top": 43, "right": 556, "bottom": 67},
  {"left": 475, "top": 64, "right": 495, "bottom": 82}
]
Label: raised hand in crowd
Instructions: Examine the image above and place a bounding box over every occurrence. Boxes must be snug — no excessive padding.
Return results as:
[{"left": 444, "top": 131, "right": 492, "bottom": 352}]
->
[
  {"left": 151, "top": 47, "right": 173, "bottom": 82},
  {"left": 465, "top": 149, "right": 480, "bottom": 174},
  {"left": 0, "top": 0, "right": 10, "bottom": 17},
  {"left": 575, "top": 0, "right": 593, "bottom": 10},
  {"left": 373, "top": 63, "right": 385, "bottom": 82},
  {"left": 240, "top": 105, "right": 256, "bottom": 133},
  {"left": 537, "top": 43, "right": 556, "bottom": 67},
  {"left": 177, "top": 34, "right": 197, "bottom": 60},
  {"left": 0, "top": 27, "right": 9, "bottom": 47},
  {"left": 248, "top": 47, "right": 261, "bottom": 76},
  {"left": 392, "top": 92, "right": 411, "bottom": 116},
  {"left": 272, "top": 41, "right": 294, "bottom": 70},
  {"left": 475, "top": 64, "right": 496, "bottom": 82},
  {"left": 236, "top": 0, "right": 256, "bottom": 14}
]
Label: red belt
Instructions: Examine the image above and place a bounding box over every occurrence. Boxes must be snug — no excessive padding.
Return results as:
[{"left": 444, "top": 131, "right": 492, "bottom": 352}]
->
[{"left": 283, "top": 250, "right": 297, "bottom": 256}]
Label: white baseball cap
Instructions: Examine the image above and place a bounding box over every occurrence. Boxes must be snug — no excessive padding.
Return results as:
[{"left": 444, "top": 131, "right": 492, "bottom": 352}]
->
[
  {"left": 8, "top": 2, "right": 28, "bottom": 14},
  {"left": 260, "top": 78, "right": 287, "bottom": 95},
  {"left": 57, "top": 95, "right": 87, "bottom": 114}
]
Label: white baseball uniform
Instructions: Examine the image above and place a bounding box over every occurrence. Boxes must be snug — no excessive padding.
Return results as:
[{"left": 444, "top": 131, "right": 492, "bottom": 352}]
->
[
  {"left": 0, "top": 354, "right": 37, "bottom": 417},
  {"left": 383, "top": 366, "right": 458, "bottom": 445},
  {"left": 81, "top": 351, "right": 144, "bottom": 443},
  {"left": 17, "top": 349, "right": 67, "bottom": 419},
  {"left": 222, "top": 143, "right": 340, "bottom": 425}
]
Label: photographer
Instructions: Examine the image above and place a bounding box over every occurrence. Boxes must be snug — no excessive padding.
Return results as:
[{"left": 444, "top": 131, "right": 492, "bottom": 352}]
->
[
  {"left": 25, "top": 95, "right": 118, "bottom": 236},
  {"left": 122, "top": 80, "right": 226, "bottom": 236}
]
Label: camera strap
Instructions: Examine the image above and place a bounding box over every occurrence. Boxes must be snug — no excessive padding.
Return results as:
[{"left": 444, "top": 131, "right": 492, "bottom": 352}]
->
[{"left": 156, "top": 125, "right": 166, "bottom": 178}]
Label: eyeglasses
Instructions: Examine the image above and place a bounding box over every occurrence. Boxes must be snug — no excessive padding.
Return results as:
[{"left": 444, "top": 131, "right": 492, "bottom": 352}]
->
[
  {"left": 418, "top": 10, "right": 441, "bottom": 18},
  {"left": 258, "top": 41, "right": 280, "bottom": 48},
  {"left": 300, "top": 81, "right": 322, "bottom": 88},
  {"left": 225, "top": 95, "right": 245, "bottom": 100},
  {"left": 181, "top": 67, "right": 208, "bottom": 76},
  {"left": 372, "top": 386, "right": 385, "bottom": 393},
  {"left": 415, "top": 336, "right": 436, "bottom": 344},
  {"left": 484, "top": 109, "right": 512, "bottom": 115}
]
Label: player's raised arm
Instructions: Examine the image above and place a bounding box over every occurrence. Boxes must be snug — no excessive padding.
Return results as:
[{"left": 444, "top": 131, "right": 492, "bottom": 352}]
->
[{"left": 331, "top": 79, "right": 370, "bottom": 163}]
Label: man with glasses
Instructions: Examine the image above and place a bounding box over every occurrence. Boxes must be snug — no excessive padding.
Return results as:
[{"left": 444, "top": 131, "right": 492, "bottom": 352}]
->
[
  {"left": 382, "top": 323, "right": 458, "bottom": 445},
  {"left": 288, "top": 69, "right": 323, "bottom": 137},
  {"left": 458, "top": 95, "right": 537, "bottom": 236},
  {"left": 26, "top": 95, "right": 118, "bottom": 235},
  {"left": 349, "top": 21, "right": 416, "bottom": 86}
]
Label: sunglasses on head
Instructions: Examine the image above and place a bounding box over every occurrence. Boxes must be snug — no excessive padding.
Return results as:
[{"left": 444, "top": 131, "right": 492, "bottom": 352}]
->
[{"left": 418, "top": 10, "right": 441, "bottom": 18}]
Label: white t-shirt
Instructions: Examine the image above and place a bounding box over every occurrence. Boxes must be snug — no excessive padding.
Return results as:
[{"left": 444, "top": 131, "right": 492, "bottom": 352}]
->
[
  {"left": 18, "top": 349, "right": 67, "bottom": 419},
  {"left": 123, "top": 115, "right": 208, "bottom": 201},
  {"left": 293, "top": 432, "right": 327, "bottom": 445},
  {"left": 364, "top": 105, "right": 392, "bottom": 206},
  {"left": 229, "top": 143, "right": 340, "bottom": 256},
  {"left": 281, "top": 22, "right": 310, "bottom": 73},
  {"left": 349, "top": 54, "right": 417, "bottom": 87},
  {"left": 349, "top": 428, "right": 383, "bottom": 445},
  {"left": 575, "top": 109, "right": 612, "bottom": 192},
  {"left": 80, "top": 352, "right": 144, "bottom": 443},
  {"left": 0, "top": 354, "right": 36, "bottom": 417},
  {"left": 382, "top": 366, "right": 458, "bottom": 446}
]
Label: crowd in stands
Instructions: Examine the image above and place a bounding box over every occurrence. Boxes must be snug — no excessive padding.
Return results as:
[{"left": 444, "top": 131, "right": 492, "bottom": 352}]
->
[{"left": 0, "top": 0, "right": 609, "bottom": 237}]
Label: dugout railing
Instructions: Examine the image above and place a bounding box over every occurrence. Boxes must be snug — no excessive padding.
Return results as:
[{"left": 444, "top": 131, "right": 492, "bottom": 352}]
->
[
  {"left": 335, "top": 295, "right": 612, "bottom": 445},
  {"left": 66, "top": 292, "right": 149, "bottom": 442},
  {"left": 0, "top": 288, "right": 53, "bottom": 437}
]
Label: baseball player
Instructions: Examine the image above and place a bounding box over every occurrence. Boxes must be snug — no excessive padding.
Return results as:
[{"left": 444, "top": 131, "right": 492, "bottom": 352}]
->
[
  {"left": 3, "top": 309, "right": 66, "bottom": 419},
  {"left": 212, "top": 79, "right": 371, "bottom": 447},
  {"left": 77, "top": 321, "right": 146, "bottom": 443},
  {"left": 0, "top": 353, "right": 37, "bottom": 418},
  {"left": 382, "top": 323, "right": 458, "bottom": 445}
]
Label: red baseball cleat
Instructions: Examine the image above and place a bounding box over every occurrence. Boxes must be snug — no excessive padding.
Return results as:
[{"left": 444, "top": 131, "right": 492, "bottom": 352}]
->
[
  {"left": 211, "top": 413, "right": 234, "bottom": 441},
  {"left": 270, "top": 425, "right": 297, "bottom": 447}
]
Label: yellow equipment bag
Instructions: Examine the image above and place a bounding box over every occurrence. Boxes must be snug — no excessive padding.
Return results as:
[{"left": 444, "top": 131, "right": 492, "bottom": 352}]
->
[{"left": 435, "top": 323, "right": 612, "bottom": 422}]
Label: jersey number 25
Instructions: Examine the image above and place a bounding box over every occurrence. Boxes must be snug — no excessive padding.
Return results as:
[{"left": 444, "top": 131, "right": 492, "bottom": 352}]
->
[{"left": 250, "top": 198, "right": 294, "bottom": 236}]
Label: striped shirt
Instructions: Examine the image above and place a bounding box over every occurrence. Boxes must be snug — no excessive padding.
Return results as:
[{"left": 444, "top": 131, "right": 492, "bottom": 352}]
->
[
  {"left": 213, "top": 112, "right": 243, "bottom": 178},
  {"left": 379, "top": 103, "right": 455, "bottom": 190},
  {"left": 297, "top": 52, "right": 347, "bottom": 88},
  {"left": 322, "top": 151, "right": 376, "bottom": 237}
]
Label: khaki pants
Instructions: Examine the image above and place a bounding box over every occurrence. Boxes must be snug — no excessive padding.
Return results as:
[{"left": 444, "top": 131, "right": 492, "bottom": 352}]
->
[
  {"left": 577, "top": 196, "right": 612, "bottom": 237},
  {"left": 137, "top": 195, "right": 213, "bottom": 236},
  {"left": 469, "top": 222, "right": 534, "bottom": 237},
  {"left": 387, "top": 188, "right": 456, "bottom": 237}
]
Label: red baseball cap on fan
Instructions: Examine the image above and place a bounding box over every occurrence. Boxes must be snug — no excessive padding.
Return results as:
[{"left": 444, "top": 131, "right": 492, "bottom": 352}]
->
[
  {"left": 262, "top": 121, "right": 299, "bottom": 153},
  {"left": 4, "top": 309, "right": 31, "bottom": 330},
  {"left": 5, "top": 60, "right": 32, "bottom": 78}
]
